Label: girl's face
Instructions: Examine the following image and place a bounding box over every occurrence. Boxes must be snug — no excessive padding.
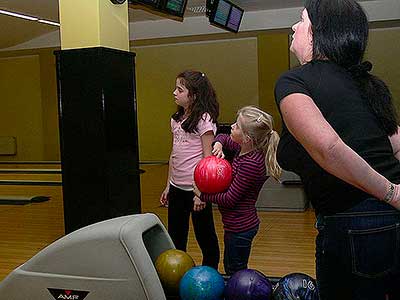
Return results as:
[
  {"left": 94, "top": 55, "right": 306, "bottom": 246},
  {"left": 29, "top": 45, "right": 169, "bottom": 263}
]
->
[
  {"left": 173, "top": 78, "right": 192, "bottom": 110},
  {"left": 230, "top": 116, "right": 247, "bottom": 145},
  {"left": 290, "top": 8, "right": 313, "bottom": 65}
]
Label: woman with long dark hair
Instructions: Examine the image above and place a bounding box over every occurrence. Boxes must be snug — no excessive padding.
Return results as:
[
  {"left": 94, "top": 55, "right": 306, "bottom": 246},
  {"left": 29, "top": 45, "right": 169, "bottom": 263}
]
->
[{"left": 275, "top": 0, "right": 400, "bottom": 299}]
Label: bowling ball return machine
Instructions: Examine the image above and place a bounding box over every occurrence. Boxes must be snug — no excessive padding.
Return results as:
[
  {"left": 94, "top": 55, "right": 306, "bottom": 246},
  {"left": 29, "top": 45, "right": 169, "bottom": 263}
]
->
[{"left": 0, "top": 213, "right": 175, "bottom": 300}]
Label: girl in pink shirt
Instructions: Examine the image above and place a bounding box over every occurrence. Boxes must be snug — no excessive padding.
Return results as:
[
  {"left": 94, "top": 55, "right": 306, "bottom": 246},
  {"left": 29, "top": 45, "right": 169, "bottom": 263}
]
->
[{"left": 160, "top": 70, "right": 220, "bottom": 269}]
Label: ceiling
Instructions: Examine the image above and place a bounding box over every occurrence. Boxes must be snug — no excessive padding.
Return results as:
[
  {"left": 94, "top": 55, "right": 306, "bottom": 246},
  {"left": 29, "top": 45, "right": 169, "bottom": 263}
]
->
[{"left": 0, "top": 0, "right": 387, "bottom": 50}]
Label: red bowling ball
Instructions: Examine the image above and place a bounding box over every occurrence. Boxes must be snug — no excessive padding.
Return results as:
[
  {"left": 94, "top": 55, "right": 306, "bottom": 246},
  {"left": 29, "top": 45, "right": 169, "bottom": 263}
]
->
[{"left": 194, "top": 156, "right": 232, "bottom": 193}]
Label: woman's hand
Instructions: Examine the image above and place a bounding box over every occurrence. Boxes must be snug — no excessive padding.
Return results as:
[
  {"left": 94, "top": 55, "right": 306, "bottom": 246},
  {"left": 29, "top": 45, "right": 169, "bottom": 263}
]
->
[
  {"left": 212, "top": 142, "right": 225, "bottom": 158},
  {"left": 389, "top": 184, "right": 400, "bottom": 210},
  {"left": 160, "top": 186, "right": 169, "bottom": 207},
  {"left": 193, "top": 195, "right": 206, "bottom": 211}
]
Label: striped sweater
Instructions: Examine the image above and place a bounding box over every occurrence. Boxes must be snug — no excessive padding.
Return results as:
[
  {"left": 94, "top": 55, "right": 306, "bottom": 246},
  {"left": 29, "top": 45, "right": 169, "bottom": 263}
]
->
[{"left": 201, "top": 134, "right": 268, "bottom": 232}]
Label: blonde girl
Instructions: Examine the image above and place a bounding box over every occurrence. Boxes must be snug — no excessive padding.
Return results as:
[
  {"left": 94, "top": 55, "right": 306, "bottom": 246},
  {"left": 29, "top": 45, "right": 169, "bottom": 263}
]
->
[{"left": 194, "top": 105, "right": 281, "bottom": 275}]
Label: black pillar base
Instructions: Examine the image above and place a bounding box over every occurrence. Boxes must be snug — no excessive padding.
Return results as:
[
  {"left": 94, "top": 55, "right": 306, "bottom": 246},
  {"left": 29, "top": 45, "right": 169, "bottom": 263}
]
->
[{"left": 55, "top": 47, "right": 141, "bottom": 234}]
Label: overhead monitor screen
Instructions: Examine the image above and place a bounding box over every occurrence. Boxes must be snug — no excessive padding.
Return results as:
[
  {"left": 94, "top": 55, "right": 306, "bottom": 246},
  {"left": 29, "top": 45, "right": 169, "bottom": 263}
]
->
[
  {"left": 166, "top": 0, "right": 183, "bottom": 12},
  {"left": 226, "top": 5, "right": 243, "bottom": 32},
  {"left": 209, "top": 0, "right": 244, "bottom": 33},
  {"left": 213, "top": 0, "right": 231, "bottom": 26}
]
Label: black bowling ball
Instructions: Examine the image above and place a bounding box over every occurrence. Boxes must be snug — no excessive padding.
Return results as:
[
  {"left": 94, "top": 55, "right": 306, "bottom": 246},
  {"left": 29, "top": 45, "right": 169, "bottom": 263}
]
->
[{"left": 273, "top": 273, "right": 319, "bottom": 300}]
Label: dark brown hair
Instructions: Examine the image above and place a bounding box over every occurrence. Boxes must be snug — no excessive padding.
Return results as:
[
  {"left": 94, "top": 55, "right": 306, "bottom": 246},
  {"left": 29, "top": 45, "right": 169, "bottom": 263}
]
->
[
  {"left": 172, "top": 70, "right": 219, "bottom": 133},
  {"left": 305, "top": 0, "right": 398, "bottom": 135}
]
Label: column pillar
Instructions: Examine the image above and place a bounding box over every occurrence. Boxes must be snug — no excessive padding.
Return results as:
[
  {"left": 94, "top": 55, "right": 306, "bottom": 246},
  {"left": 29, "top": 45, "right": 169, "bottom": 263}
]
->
[{"left": 56, "top": 0, "right": 140, "bottom": 233}]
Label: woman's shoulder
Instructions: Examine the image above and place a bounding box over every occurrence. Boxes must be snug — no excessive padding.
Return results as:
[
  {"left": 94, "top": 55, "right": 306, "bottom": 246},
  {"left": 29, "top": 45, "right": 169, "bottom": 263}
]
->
[
  {"left": 276, "top": 65, "right": 306, "bottom": 89},
  {"left": 275, "top": 61, "right": 334, "bottom": 103},
  {"left": 275, "top": 65, "right": 310, "bottom": 103},
  {"left": 277, "top": 61, "right": 328, "bottom": 81}
]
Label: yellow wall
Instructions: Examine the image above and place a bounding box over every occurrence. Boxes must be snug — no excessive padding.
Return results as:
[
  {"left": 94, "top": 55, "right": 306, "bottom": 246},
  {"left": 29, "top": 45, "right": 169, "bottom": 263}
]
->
[
  {"left": 366, "top": 28, "right": 400, "bottom": 110},
  {"left": 39, "top": 50, "right": 59, "bottom": 160},
  {"left": 0, "top": 27, "right": 397, "bottom": 162},
  {"left": 133, "top": 38, "right": 259, "bottom": 161},
  {"left": 0, "top": 55, "right": 44, "bottom": 160},
  {"left": 257, "top": 33, "right": 289, "bottom": 132},
  {"left": 0, "top": 49, "right": 60, "bottom": 161}
]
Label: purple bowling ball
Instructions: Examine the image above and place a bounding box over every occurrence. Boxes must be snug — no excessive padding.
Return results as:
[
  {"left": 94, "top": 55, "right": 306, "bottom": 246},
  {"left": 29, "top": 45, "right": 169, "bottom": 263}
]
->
[{"left": 224, "top": 269, "right": 273, "bottom": 300}]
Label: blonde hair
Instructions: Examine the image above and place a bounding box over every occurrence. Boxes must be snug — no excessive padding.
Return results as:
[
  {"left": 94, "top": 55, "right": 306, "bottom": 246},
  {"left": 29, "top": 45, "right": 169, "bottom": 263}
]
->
[{"left": 237, "top": 106, "right": 282, "bottom": 181}]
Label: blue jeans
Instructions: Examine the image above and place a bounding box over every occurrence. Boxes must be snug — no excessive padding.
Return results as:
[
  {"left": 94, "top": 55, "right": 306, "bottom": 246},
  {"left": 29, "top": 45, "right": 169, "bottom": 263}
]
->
[
  {"left": 315, "top": 198, "right": 400, "bottom": 300},
  {"left": 223, "top": 225, "right": 259, "bottom": 275}
]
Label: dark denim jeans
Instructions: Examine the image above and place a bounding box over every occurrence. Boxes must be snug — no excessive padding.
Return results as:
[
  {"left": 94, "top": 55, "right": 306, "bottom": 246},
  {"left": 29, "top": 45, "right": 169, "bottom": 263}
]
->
[
  {"left": 315, "top": 198, "right": 400, "bottom": 300},
  {"left": 223, "top": 225, "right": 259, "bottom": 275}
]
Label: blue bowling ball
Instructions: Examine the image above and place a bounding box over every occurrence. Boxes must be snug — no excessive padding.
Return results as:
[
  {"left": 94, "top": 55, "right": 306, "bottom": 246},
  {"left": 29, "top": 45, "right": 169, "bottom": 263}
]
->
[
  {"left": 225, "top": 269, "right": 273, "bottom": 300},
  {"left": 179, "top": 266, "right": 225, "bottom": 300}
]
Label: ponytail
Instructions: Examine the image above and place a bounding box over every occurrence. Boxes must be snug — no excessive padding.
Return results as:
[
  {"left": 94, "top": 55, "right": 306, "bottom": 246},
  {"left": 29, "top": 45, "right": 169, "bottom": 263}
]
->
[
  {"left": 263, "top": 130, "right": 282, "bottom": 181},
  {"left": 238, "top": 106, "right": 282, "bottom": 181},
  {"left": 349, "top": 61, "right": 398, "bottom": 136},
  {"left": 305, "top": 0, "right": 398, "bottom": 136}
]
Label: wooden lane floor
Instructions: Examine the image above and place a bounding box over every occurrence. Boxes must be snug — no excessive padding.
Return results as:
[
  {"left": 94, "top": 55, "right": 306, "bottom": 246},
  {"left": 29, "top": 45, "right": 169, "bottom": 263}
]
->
[
  {"left": 0, "top": 184, "right": 64, "bottom": 281},
  {"left": 0, "top": 165, "right": 316, "bottom": 281},
  {"left": 0, "top": 162, "right": 60, "bottom": 169},
  {"left": 140, "top": 164, "right": 317, "bottom": 278},
  {"left": 0, "top": 174, "right": 62, "bottom": 181}
]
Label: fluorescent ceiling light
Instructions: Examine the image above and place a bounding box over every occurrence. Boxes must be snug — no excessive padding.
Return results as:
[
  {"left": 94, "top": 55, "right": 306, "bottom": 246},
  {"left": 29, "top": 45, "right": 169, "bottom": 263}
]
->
[
  {"left": 0, "top": 9, "right": 60, "bottom": 26},
  {"left": 0, "top": 9, "right": 38, "bottom": 21},
  {"left": 38, "top": 19, "right": 60, "bottom": 26}
]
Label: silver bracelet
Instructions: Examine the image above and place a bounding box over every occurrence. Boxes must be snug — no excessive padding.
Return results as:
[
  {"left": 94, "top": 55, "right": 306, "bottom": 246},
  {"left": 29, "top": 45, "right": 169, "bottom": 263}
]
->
[{"left": 383, "top": 183, "right": 395, "bottom": 203}]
